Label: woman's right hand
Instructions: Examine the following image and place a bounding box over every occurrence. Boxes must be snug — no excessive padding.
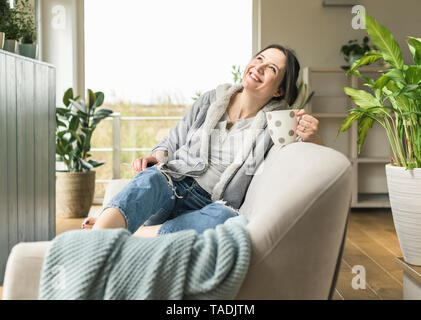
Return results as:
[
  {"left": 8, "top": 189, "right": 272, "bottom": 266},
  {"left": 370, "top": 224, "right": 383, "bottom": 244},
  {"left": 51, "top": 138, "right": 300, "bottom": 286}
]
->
[{"left": 131, "top": 156, "right": 159, "bottom": 173}]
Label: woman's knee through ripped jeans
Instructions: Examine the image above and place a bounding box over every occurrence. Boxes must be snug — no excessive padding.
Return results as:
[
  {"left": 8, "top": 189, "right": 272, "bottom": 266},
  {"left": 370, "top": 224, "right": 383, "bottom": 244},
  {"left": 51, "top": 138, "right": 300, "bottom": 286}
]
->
[{"left": 101, "top": 166, "right": 239, "bottom": 235}]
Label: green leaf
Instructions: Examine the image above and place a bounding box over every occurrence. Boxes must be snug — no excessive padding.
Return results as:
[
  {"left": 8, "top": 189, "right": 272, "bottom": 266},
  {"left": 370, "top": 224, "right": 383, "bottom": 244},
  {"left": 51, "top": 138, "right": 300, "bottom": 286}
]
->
[
  {"left": 337, "top": 111, "right": 363, "bottom": 136},
  {"left": 68, "top": 130, "right": 82, "bottom": 145},
  {"left": 88, "top": 159, "right": 105, "bottom": 168},
  {"left": 357, "top": 116, "right": 374, "bottom": 154},
  {"left": 385, "top": 69, "right": 405, "bottom": 83},
  {"left": 384, "top": 80, "right": 411, "bottom": 109},
  {"left": 408, "top": 37, "right": 421, "bottom": 65},
  {"left": 402, "top": 111, "right": 421, "bottom": 116},
  {"left": 56, "top": 107, "right": 70, "bottom": 116},
  {"left": 354, "top": 105, "right": 397, "bottom": 115},
  {"left": 405, "top": 66, "right": 421, "bottom": 84},
  {"left": 93, "top": 108, "right": 113, "bottom": 116},
  {"left": 374, "top": 75, "right": 390, "bottom": 90},
  {"left": 374, "top": 75, "right": 390, "bottom": 99},
  {"left": 80, "top": 159, "right": 93, "bottom": 170},
  {"left": 349, "top": 52, "right": 382, "bottom": 71},
  {"left": 64, "top": 142, "right": 73, "bottom": 153},
  {"left": 93, "top": 92, "right": 105, "bottom": 109},
  {"left": 56, "top": 119, "right": 67, "bottom": 128},
  {"left": 92, "top": 109, "right": 113, "bottom": 122},
  {"left": 365, "top": 13, "right": 403, "bottom": 69},
  {"left": 343, "top": 87, "right": 380, "bottom": 107},
  {"left": 81, "top": 127, "right": 92, "bottom": 135},
  {"left": 87, "top": 89, "right": 96, "bottom": 110},
  {"left": 68, "top": 116, "right": 79, "bottom": 131},
  {"left": 301, "top": 91, "right": 315, "bottom": 109},
  {"left": 56, "top": 142, "right": 66, "bottom": 155},
  {"left": 57, "top": 130, "right": 68, "bottom": 139},
  {"left": 63, "top": 88, "right": 74, "bottom": 107},
  {"left": 69, "top": 99, "right": 87, "bottom": 114},
  {"left": 347, "top": 69, "right": 376, "bottom": 87}
]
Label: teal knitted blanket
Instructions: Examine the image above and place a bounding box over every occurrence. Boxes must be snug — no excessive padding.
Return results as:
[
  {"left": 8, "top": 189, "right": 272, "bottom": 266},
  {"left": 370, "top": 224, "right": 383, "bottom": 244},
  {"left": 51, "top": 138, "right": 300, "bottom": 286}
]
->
[{"left": 38, "top": 215, "right": 251, "bottom": 300}]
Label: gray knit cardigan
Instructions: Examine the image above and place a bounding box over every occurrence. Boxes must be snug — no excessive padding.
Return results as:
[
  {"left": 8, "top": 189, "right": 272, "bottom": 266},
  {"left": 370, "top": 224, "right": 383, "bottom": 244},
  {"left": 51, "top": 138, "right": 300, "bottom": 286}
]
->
[{"left": 151, "top": 83, "right": 287, "bottom": 209}]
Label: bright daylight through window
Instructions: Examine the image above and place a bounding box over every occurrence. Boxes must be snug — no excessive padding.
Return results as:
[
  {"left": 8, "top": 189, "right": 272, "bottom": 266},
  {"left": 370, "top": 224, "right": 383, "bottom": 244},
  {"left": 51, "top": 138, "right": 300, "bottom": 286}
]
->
[{"left": 84, "top": 0, "right": 252, "bottom": 199}]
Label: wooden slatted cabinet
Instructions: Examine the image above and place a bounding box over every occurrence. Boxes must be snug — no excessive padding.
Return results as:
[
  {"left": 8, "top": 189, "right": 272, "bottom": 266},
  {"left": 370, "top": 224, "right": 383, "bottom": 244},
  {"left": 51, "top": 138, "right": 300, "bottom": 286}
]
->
[{"left": 0, "top": 49, "right": 56, "bottom": 285}]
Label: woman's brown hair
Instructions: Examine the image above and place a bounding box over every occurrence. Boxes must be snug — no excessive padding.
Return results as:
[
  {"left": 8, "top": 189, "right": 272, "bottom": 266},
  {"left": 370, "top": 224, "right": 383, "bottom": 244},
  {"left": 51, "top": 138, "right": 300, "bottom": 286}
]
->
[{"left": 253, "top": 44, "right": 300, "bottom": 106}]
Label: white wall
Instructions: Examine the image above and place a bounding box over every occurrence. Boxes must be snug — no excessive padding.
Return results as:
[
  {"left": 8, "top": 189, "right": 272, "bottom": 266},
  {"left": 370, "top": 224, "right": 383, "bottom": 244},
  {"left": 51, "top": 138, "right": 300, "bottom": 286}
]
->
[
  {"left": 256, "top": 0, "right": 421, "bottom": 195},
  {"left": 258, "top": 0, "right": 421, "bottom": 68}
]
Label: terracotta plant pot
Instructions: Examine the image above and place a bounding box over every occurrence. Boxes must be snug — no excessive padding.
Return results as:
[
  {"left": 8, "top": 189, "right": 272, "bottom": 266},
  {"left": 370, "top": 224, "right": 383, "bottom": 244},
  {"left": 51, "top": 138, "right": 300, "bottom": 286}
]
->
[
  {"left": 56, "top": 171, "right": 96, "bottom": 218},
  {"left": 386, "top": 164, "right": 421, "bottom": 266}
]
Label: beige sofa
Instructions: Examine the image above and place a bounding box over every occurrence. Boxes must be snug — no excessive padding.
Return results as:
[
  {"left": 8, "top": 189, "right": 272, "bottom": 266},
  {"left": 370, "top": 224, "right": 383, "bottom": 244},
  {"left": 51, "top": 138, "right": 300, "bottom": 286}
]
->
[{"left": 2, "top": 142, "right": 352, "bottom": 299}]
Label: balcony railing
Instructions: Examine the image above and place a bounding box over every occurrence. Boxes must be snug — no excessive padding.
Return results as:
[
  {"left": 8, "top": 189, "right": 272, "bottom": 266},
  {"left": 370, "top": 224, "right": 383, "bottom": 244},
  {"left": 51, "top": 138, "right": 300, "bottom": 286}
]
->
[{"left": 90, "top": 112, "right": 182, "bottom": 203}]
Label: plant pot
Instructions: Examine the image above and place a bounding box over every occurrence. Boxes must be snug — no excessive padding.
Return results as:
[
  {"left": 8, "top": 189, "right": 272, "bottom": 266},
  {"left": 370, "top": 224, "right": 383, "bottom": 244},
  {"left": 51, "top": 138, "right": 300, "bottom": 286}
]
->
[
  {"left": 0, "top": 32, "right": 5, "bottom": 50},
  {"left": 386, "top": 164, "right": 421, "bottom": 266},
  {"left": 3, "top": 39, "right": 18, "bottom": 53},
  {"left": 56, "top": 171, "right": 96, "bottom": 218},
  {"left": 18, "top": 43, "right": 37, "bottom": 59}
]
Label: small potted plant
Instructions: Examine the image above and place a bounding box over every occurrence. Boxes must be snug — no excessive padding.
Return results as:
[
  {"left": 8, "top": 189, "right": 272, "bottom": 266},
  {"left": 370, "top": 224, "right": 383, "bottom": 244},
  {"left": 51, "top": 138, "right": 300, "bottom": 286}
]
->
[
  {"left": 0, "top": 0, "right": 10, "bottom": 50},
  {"left": 340, "top": 36, "right": 374, "bottom": 70},
  {"left": 292, "top": 80, "right": 315, "bottom": 110},
  {"left": 15, "top": 0, "right": 37, "bottom": 58},
  {"left": 56, "top": 88, "right": 113, "bottom": 218},
  {"left": 338, "top": 13, "right": 421, "bottom": 265},
  {"left": 2, "top": 2, "right": 20, "bottom": 53}
]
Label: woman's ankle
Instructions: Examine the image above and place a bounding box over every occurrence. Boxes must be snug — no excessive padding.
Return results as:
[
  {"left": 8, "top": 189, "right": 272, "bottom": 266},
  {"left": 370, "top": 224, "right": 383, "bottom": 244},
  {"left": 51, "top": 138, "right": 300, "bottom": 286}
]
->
[{"left": 92, "top": 207, "right": 127, "bottom": 230}]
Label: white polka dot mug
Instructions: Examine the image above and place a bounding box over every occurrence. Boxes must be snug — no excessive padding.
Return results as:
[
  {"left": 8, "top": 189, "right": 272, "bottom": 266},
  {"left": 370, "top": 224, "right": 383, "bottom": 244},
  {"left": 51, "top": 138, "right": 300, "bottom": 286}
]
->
[{"left": 266, "top": 109, "right": 298, "bottom": 147}]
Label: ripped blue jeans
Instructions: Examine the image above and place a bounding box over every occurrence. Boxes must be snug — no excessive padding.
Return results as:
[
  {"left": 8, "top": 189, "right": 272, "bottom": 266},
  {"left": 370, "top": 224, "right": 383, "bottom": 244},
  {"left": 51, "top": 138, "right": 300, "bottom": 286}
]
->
[{"left": 101, "top": 165, "right": 239, "bottom": 235}]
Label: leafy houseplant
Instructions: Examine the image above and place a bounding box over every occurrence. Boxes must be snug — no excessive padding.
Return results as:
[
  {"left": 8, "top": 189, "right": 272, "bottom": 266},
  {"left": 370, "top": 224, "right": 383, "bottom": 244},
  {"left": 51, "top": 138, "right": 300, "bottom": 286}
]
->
[
  {"left": 340, "top": 36, "right": 374, "bottom": 70},
  {"left": 14, "top": 0, "right": 37, "bottom": 58},
  {"left": 292, "top": 81, "right": 314, "bottom": 110},
  {"left": 0, "top": 0, "right": 10, "bottom": 49},
  {"left": 231, "top": 65, "right": 243, "bottom": 84},
  {"left": 55, "top": 88, "right": 113, "bottom": 218},
  {"left": 337, "top": 13, "right": 421, "bottom": 265},
  {"left": 2, "top": 0, "right": 20, "bottom": 53}
]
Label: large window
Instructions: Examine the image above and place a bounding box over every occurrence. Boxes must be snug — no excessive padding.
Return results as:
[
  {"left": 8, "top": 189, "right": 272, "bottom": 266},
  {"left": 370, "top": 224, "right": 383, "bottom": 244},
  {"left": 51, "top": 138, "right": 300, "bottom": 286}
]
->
[
  {"left": 84, "top": 0, "right": 252, "bottom": 200},
  {"left": 85, "top": 0, "right": 252, "bottom": 105}
]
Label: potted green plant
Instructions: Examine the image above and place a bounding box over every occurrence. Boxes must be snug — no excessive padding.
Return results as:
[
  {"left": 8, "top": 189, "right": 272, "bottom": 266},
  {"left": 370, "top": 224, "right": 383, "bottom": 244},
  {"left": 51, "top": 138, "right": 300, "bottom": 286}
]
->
[
  {"left": 0, "top": 0, "right": 10, "bottom": 50},
  {"left": 56, "top": 88, "right": 113, "bottom": 218},
  {"left": 340, "top": 36, "right": 375, "bottom": 70},
  {"left": 15, "top": 0, "right": 37, "bottom": 58},
  {"left": 2, "top": 1, "right": 20, "bottom": 53},
  {"left": 338, "top": 13, "right": 421, "bottom": 265},
  {"left": 292, "top": 80, "right": 315, "bottom": 110}
]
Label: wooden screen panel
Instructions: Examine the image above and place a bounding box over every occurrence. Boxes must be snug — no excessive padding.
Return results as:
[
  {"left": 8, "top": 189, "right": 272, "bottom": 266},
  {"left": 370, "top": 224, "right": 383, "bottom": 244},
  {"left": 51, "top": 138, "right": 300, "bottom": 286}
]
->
[{"left": 0, "top": 50, "right": 56, "bottom": 285}]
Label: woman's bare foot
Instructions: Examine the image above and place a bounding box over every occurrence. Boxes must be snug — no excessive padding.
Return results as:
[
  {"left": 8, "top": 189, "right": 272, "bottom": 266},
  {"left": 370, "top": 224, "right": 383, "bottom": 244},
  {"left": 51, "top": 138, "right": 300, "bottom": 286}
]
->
[{"left": 81, "top": 216, "right": 97, "bottom": 229}]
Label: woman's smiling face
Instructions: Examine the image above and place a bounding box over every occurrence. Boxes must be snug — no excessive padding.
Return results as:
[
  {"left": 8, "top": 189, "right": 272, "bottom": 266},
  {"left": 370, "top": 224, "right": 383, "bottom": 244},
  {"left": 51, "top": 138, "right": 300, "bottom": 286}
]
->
[{"left": 242, "top": 48, "right": 287, "bottom": 100}]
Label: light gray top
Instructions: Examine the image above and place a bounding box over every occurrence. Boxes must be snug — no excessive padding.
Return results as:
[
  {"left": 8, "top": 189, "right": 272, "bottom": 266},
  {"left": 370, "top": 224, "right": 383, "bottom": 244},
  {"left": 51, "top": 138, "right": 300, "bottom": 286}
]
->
[
  {"left": 195, "top": 111, "right": 255, "bottom": 194},
  {"left": 151, "top": 83, "right": 287, "bottom": 209}
]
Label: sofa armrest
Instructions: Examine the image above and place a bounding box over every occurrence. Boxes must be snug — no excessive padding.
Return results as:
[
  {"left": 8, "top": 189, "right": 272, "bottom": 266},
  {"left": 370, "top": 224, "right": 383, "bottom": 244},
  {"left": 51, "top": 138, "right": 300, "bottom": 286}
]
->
[
  {"left": 2, "top": 241, "right": 51, "bottom": 300},
  {"left": 236, "top": 142, "right": 352, "bottom": 299}
]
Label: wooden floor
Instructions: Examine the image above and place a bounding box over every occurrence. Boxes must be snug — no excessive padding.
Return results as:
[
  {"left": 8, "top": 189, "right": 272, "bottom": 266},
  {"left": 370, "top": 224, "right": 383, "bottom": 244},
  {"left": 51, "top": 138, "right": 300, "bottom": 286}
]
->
[
  {"left": 1, "top": 207, "right": 403, "bottom": 300},
  {"left": 333, "top": 208, "right": 403, "bottom": 300}
]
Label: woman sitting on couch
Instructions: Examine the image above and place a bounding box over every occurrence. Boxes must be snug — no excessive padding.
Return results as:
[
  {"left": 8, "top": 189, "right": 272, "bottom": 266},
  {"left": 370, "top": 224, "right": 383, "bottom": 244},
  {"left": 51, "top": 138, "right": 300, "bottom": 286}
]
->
[{"left": 81, "top": 44, "right": 323, "bottom": 237}]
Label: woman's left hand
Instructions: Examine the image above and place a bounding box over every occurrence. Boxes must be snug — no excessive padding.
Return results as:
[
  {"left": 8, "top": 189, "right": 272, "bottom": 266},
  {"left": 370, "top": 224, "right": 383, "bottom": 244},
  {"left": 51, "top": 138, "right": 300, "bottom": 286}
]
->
[{"left": 295, "top": 109, "right": 323, "bottom": 146}]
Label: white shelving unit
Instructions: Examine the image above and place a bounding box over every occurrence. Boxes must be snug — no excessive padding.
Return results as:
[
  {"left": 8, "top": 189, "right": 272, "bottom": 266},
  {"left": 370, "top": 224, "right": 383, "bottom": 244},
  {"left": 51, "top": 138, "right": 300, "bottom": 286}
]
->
[{"left": 303, "top": 66, "right": 391, "bottom": 208}]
